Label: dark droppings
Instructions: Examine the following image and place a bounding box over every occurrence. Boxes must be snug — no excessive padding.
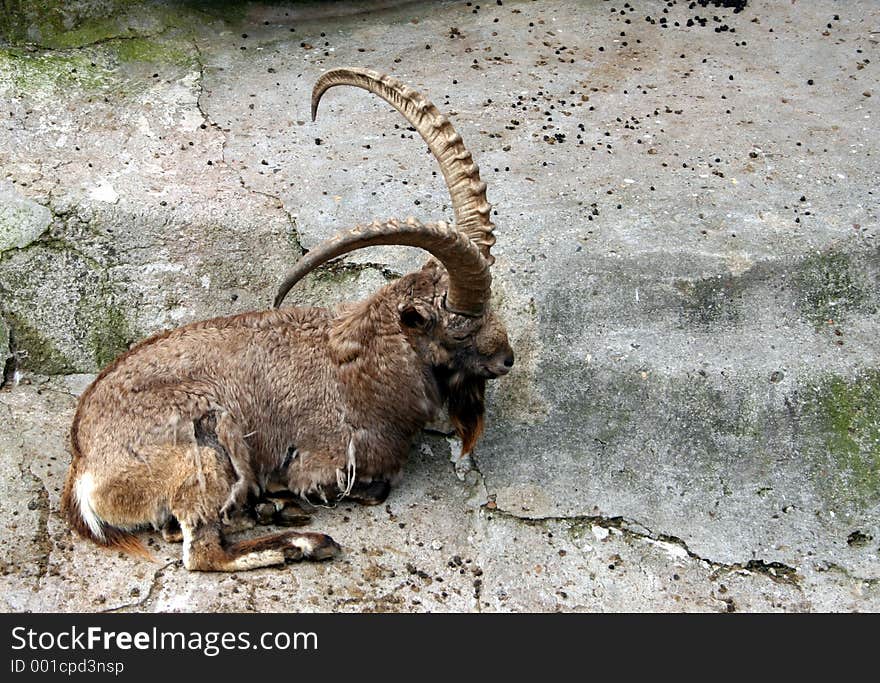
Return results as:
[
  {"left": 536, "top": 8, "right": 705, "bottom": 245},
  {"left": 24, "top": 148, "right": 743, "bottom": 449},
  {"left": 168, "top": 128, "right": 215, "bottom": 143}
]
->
[
  {"left": 696, "top": 0, "right": 748, "bottom": 11},
  {"left": 846, "top": 530, "right": 873, "bottom": 548}
]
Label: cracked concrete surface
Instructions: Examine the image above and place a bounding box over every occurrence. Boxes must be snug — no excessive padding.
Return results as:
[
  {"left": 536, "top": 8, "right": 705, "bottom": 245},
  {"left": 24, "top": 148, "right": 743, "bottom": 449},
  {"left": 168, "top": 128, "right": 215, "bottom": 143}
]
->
[{"left": 1, "top": 1, "right": 879, "bottom": 611}]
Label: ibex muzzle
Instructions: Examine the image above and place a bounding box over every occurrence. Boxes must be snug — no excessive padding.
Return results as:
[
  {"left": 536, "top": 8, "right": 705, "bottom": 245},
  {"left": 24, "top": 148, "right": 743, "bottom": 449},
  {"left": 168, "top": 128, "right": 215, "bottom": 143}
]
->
[{"left": 60, "top": 68, "right": 513, "bottom": 571}]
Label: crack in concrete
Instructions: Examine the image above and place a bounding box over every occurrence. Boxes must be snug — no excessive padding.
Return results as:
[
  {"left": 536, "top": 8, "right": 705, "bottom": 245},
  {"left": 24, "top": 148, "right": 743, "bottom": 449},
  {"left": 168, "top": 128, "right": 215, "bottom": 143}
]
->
[
  {"left": 28, "top": 474, "right": 51, "bottom": 582},
  {"left": 820, "top": 562, "right": 880, "bottom": 587},
  {"left": 484, "top": 505, "right": 802, "bottom": 587},
  {"left": 460, "top": 455, "right": 804, "bottom": 606},
  {"left": 461, "top": 450, "right": 491, "bottom": 507},
  {"left": 188, "top": 38, "right": 401, "bottom": 290},
  {"left": 191, "top": 38, "right": 305, "bottom": 263},
  {"left": 6, "top": 415, "right": 54, "bottom": 581},
  {"left": 12, "top": 29, "right": 172, "bottom": 53},
  {"left": 459, "top": 451, "right": 486, "bottom": 613},
  {"left": 98, "top": 560, "right": 178, "bottom": 613},
  {"left": 468, "top": 448, "right": 805, "bottom": 588},
  {"left": 0, "top": 221, "right": 129, "bottom": 377},
  {"left": 0, "top": 198, "right": 107, "bottom": 270}
]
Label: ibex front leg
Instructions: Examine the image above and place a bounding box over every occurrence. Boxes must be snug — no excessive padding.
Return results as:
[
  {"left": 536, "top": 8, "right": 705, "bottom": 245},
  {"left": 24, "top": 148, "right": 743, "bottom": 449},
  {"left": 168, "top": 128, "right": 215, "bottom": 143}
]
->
[{"left": 212, "top": 412, "right": 260, "bottom": 521}]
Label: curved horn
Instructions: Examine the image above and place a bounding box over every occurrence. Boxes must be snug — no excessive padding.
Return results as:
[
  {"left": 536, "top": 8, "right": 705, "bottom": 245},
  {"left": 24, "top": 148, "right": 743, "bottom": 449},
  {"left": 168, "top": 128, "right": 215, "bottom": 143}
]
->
[
  {"left": 274, "top": 218, "right": 490, "bottom": 316},
  {"left": 312, "top": 67, "right": 496, "bottom": 264}
]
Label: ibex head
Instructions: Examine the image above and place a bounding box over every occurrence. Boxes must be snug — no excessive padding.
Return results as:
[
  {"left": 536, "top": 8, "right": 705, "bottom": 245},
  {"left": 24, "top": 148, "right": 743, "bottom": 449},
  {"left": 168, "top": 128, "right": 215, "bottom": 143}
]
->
[{"left": 274, "top": 68, "right": 513, "bottom": 452}]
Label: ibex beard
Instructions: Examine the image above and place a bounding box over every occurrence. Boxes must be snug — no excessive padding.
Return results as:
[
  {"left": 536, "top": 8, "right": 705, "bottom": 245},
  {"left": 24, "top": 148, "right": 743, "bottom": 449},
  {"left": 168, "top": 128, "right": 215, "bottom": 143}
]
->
[{"left": 60, "top": 68, "right": 513, "bottom": 572}]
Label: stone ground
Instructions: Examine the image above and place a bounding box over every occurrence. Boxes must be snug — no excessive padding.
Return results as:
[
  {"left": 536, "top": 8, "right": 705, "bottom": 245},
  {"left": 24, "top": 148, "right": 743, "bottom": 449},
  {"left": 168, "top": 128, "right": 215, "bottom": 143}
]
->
[{"left": 1, "top": 0, "right": 878, "bottom": 612}]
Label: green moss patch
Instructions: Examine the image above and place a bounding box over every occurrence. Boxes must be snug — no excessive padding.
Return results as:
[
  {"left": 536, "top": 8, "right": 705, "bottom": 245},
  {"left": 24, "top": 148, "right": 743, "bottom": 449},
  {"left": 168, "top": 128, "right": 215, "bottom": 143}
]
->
[
  {"left": 30, "top": 14, "right": 142, "bottom": 50},
  {"left": 179, "top": 0, "right": 252, "bottom": 25},
  {"left": 83, "top": 303, "right": 134, "bottom": 368},
  {"left": 1, "top": 232, "right": 138, "bottom": 374},
  {"left": 806, "top": 371, "right": 880, "bottom": 509},
  {"left": 0, "top": 1, "right": 147, "bottom": 48},
  {"left": 0, "top": 311, "right": 76, "bottom": 374},
  {"left": 0, "top": 47, "right": 111, "bottom": 93},
  {"left": 111, "top": 36, "right": 195, "bottom": 66},
  {"left": 1, "top": 0, "right": 252, "bottom": 50}
]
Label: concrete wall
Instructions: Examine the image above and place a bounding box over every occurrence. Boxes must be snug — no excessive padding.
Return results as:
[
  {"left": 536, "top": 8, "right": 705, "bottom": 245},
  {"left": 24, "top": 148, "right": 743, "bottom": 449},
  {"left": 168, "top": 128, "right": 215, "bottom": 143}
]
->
[{"left": 1, "top": 0, "right": 877, "bottom": 611}]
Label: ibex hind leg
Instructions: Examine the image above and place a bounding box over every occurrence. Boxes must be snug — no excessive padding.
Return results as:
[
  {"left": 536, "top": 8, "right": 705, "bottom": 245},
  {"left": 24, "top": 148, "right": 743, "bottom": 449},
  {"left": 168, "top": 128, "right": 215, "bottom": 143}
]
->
[{"left": 179, "top": 521, "right": 341, "bottom": 571}]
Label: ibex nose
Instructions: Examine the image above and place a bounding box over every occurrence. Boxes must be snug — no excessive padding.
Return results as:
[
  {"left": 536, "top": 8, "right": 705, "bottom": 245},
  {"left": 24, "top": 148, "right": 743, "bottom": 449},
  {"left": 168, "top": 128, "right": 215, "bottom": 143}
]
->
[{"left": 487, "top": 349, "right": 515, "bottom": 378}]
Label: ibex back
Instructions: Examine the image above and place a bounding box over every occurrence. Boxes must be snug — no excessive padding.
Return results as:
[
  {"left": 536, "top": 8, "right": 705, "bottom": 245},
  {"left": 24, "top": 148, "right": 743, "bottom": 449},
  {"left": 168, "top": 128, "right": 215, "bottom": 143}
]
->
[{"left": 60, "top": 68, "right": 513, "bottom": 571}]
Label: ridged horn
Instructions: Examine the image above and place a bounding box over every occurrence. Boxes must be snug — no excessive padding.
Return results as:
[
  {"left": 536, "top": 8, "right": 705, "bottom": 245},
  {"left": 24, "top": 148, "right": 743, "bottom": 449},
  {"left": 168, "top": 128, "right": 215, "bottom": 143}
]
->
[
  {"left": 312, "top": 67, "right": 496, "bottom": 264},
  {"left": 274, "top": 218, "right": 491, "bottom": 316}
]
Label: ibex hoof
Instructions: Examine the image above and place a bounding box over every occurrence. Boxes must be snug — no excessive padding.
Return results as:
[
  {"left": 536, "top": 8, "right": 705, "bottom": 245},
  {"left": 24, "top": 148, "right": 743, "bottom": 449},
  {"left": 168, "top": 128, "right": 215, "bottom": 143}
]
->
[
  {"left": 254, "top": 502, "right": 276, "bottom": 525},
  {"left": 285, "top": 533, "right": 342, "bottom": 562},
  {"left": 253, "top": 500, "right": 311, "bottom": 527},
  {"left": 274, "top": 506, "right": 312, "bottom": 527},
  {"left": 347, "top": 479, "right": 391, "bottom": 506}
]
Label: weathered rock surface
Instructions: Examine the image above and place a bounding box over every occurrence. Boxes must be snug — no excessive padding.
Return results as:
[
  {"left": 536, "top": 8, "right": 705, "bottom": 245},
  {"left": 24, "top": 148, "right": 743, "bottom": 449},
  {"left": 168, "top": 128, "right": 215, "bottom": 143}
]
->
[{"left": 1, "top": 0, "right": 877, "bottom": 611}]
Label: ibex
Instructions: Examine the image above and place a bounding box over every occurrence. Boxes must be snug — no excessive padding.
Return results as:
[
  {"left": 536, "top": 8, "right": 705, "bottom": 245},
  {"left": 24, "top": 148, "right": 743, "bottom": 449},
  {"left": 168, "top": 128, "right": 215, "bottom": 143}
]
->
[{"left": 60, "top": 68, "right": 514, "bottom": 571}]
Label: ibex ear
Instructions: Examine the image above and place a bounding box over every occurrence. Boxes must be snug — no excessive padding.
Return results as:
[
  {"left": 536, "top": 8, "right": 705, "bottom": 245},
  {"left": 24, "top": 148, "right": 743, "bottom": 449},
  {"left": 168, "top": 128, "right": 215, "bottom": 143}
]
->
[{"left": 398, "top": 302, "right": 435, "bottom": 331}]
